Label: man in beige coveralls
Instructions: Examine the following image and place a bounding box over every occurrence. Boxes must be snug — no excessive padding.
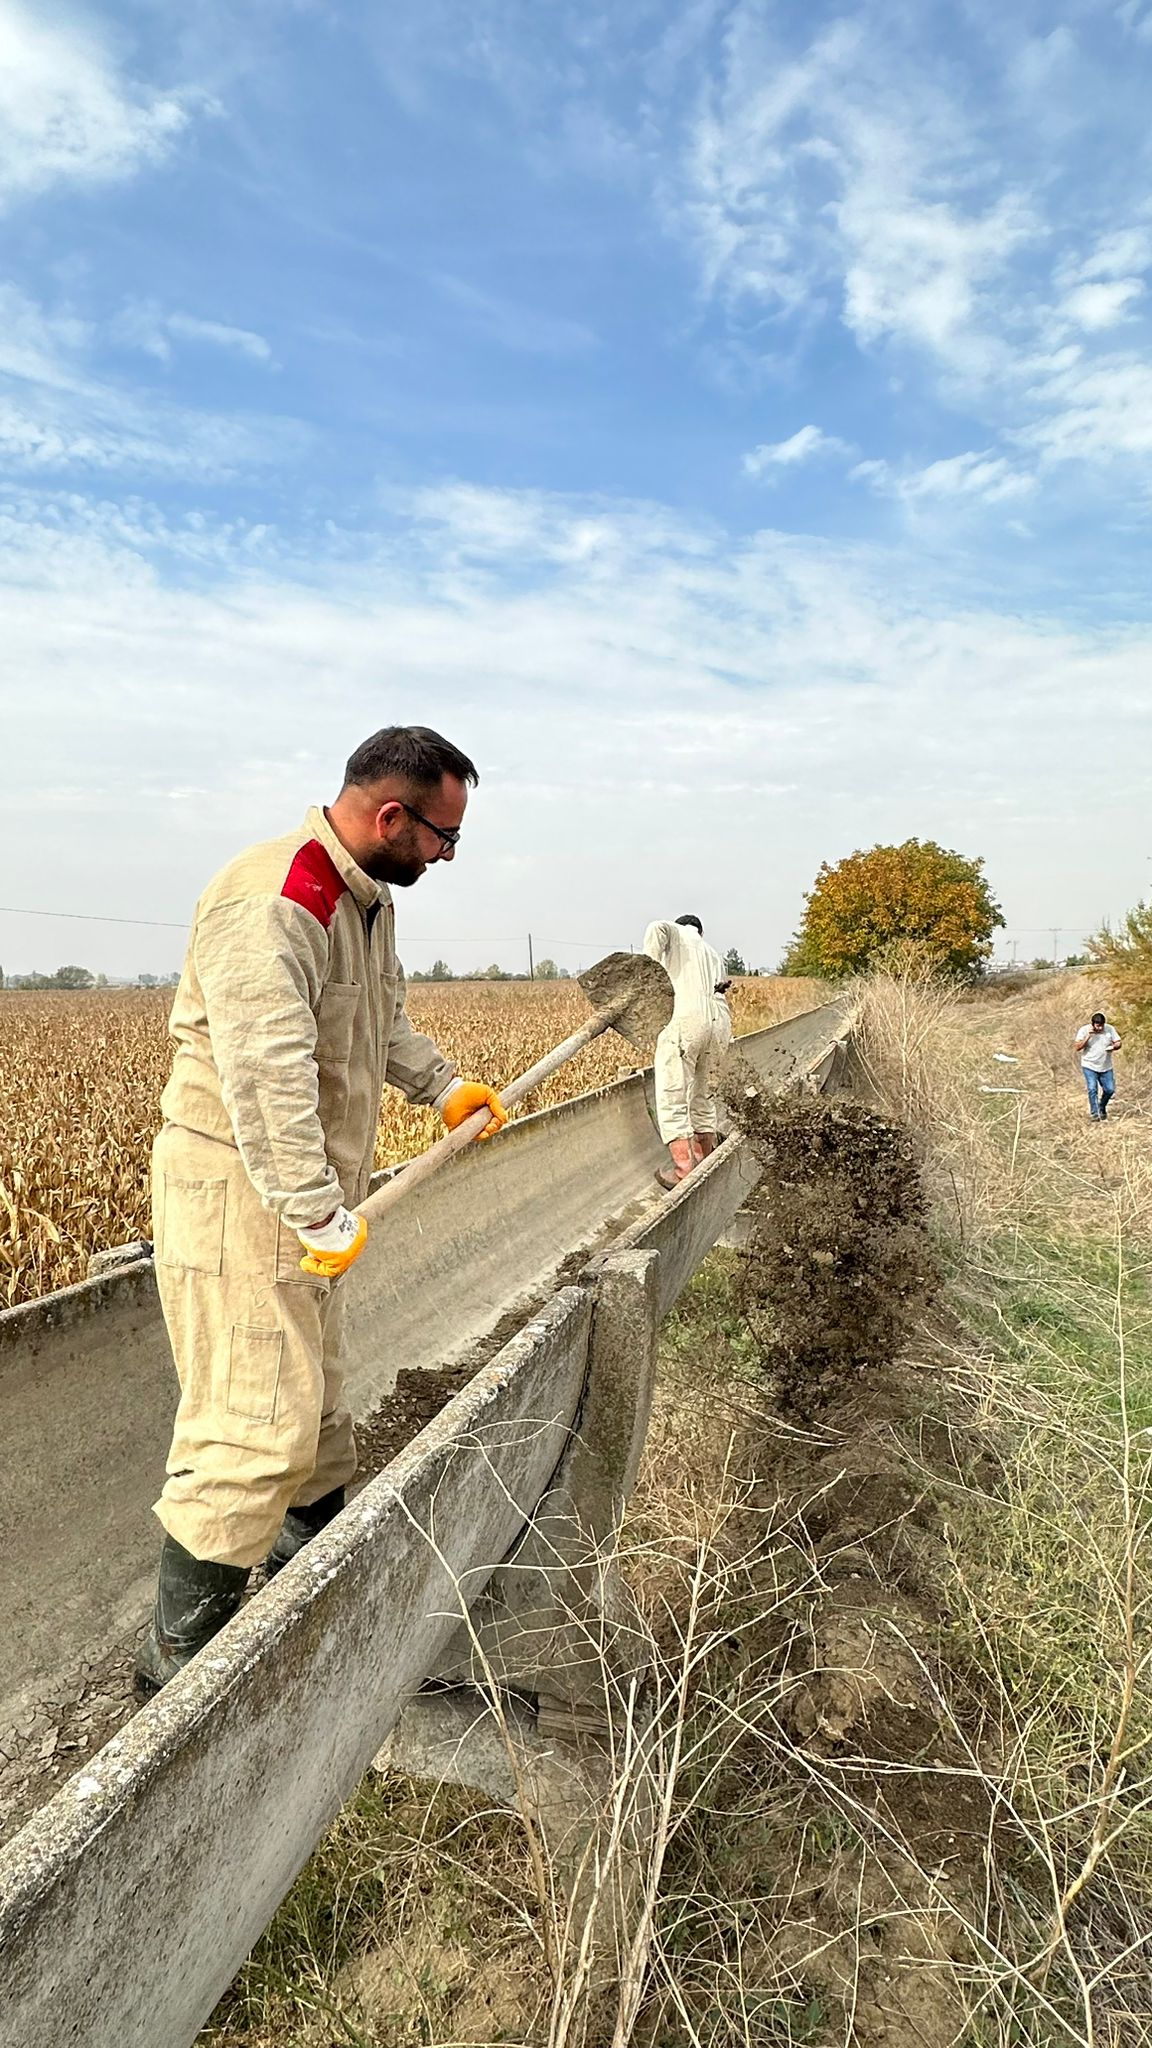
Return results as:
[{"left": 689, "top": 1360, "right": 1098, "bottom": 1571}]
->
[{"left": 136, "top": 726, "right": 506, "bottom": 1693}]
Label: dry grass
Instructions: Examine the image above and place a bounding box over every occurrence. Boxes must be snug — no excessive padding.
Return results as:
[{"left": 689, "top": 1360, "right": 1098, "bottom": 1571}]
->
[
  {"left": 198, "top": 969, "right": 1152, "bottom": 2048},
  {"left": 205, "top": 1273, "right": 829, "bottom": 2048},
  {"left": 0, "top": 976, "right": 823, "bottom": 1307},
  {"left": 850, "top": 969, "right": 1152, "bottom": 2043}
]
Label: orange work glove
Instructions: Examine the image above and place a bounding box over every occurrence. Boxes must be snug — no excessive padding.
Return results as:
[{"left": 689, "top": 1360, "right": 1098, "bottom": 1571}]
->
[
  {"left": 441, "top": 1079, "right": 507, "bottom": 1141},
  {"left": 297, "top": 1206, "right": 368, "bottom": 1278}
]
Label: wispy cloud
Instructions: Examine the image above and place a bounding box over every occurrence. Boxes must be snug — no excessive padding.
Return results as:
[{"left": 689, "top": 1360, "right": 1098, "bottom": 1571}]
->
[
  {"left": 434, "top": 276, "right": 598, "bottom": 356},
  {"left": 113, "top": 301, "right": 274, "bottom": 366},
  {"left": 403, "top": 480, "right": 713, "bottom": 570},
  {"left": 1020, "top": 351, "right": 1152, "bottom": 463},
  {"left": 665, "top": 2, "right": 1152, "bottom": 506},
  {"left": 1059, "top": 279, "right": 1144, "bottom": 331},
  {"left": 3, "top": 479, "right": 1149, "bottom": 971},
  {"left": 0, "top": 285, "right": 300, "bottom": 478},
  {"left": 0, "top": 0, "right": 197, "bottom": 206},
  {"left": 743, "top": 424, "right": 849, "bottom": 477},
  {"left": 854, "top": 449, "right": 1035, "bottom": 505},
  {"left": 671, "top": 8, "right": 1035, "bottom": 380}
]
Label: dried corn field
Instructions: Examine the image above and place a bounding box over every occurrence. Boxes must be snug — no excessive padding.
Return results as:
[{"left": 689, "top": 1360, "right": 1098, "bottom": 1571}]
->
[{"left": 0, "top": 976, "right": 824, "bottom": 1307}]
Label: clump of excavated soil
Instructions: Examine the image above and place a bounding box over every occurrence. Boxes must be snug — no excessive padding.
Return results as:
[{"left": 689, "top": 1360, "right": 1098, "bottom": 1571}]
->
[{"left": 726, "top": 1081, "right": 939, "bottom": 1417}]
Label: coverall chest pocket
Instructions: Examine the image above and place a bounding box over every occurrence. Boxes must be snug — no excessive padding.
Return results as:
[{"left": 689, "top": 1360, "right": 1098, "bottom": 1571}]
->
[
  {"left": 315, "top": 982, "right": 361, "bottom": 1067},
  {"left": 156, "top": 1176, "right": 227, "bottom": 1275}
]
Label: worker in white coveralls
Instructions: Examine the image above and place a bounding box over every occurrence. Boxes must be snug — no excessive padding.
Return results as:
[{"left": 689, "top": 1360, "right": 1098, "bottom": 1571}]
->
[
  {"left": 642, "top": 914, "right": 731, "bottom": 1188},
  {"left": 135, "top": 727, "right": 507, "bottom": 1694}
]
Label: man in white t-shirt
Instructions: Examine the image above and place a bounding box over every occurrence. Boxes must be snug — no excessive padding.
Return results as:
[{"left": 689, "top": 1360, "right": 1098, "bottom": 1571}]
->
[{"left": 1074, "top": 1011, "right": 1122, "bottom": 1121}]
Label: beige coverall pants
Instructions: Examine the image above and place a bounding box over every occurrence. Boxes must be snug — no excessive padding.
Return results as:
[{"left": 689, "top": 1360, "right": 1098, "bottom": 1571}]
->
[
  {"left": 152, "top": 1124, "right": 359, "bottom": 1568},
  {"left": 654, "top": 1009, "right": 730, "bottom": 1143}
]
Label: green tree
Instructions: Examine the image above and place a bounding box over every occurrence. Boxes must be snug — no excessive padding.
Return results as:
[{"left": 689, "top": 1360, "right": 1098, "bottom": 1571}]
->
[
  {"left": 723, "top": 946, "right": 747, "bottom": 976},
  {"left": 533, "top": 958, "right": 560, "bottom": 980},
  {"left": 52, "top": 964, "right": 94, "bottom": 989},
  {"left": 781, "top": 839, "right": 1004, "bottom": 980},
  {"left": 1091, "top": 900, "right": 1152, "bottom": 1044}
]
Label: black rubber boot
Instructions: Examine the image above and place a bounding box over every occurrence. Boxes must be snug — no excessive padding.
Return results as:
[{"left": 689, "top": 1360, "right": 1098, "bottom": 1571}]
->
[
  {"left": 134, "top": 1535, "right": 250, "bottom": 1697},
  {"left": 264, "top": 1485, "right": 346, "bottom": 1580}
]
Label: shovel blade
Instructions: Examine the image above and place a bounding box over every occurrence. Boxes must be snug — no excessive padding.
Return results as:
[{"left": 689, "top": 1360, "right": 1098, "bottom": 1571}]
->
[{"left": 577, "top": 951, "right": 674, "bottom": 1051}]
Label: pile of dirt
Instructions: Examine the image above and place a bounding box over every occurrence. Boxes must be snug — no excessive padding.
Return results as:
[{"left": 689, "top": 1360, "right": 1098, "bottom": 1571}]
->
[
  {"left": 654, "top": 1089, "right": 1014, "bottom": 2048},
  {"left": 726, "top": 1081, "right": 939, "bottom": 1417}
]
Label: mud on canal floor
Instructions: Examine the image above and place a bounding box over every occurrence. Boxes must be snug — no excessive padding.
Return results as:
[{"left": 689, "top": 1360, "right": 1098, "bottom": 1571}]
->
[{"left": 0, "top": 1201, "right": 657, "bottom": 1849}]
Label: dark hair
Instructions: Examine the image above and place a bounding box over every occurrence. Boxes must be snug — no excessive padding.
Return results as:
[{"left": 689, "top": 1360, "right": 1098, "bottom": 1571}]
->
[
  {"left": 1091, "top": 1012, "right": 1106, "bottom": 1027},
  {"left": 343, "top": 726, "right": 478, "bottom": 797},
  {"left": 675, "top": 914, "right": 703, "bottom": 934}
]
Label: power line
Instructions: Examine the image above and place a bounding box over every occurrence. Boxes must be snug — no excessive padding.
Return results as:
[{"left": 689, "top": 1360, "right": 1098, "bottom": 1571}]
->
[
  {"left": 0, "top": 904, "right": 189, "bottom": 930},
  {"left": 0, "top": 904, "right": 624, "bottom": 952}
]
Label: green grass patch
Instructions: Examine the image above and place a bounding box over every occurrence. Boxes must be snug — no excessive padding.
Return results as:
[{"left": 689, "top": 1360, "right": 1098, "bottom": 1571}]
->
[{"left": 960, "top": 1227, "right": 1152, "bottom": 1431}]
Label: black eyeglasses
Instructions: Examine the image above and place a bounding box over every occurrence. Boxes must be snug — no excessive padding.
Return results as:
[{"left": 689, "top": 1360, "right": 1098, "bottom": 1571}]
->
[{"left": 400, "top": 802, "right": 461, "bottom": 851}]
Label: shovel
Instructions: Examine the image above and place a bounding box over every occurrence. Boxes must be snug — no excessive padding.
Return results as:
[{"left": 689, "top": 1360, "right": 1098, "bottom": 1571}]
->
[{"left": 362, "top": 951, "right": 674, "bottom": 1223}]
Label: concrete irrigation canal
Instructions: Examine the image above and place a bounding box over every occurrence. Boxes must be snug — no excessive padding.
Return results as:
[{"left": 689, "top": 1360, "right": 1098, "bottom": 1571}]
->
[{"left": 0, "top": 999, "right": 854, "bottom": 2046}]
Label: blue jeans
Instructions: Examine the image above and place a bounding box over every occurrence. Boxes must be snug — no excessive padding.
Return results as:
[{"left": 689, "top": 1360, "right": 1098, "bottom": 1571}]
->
[{"left": 1084, "top": 1066, "right": 1116, "bottom": 1118}]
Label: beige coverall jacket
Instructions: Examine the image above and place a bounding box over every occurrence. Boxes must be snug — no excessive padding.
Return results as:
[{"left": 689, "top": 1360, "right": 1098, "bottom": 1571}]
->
[
  {"left": 152, "top": 806, "right": 458, "bottom": 1566},
  {"left": 642, "top": 921, "right": 730, "bottom": 1143}
]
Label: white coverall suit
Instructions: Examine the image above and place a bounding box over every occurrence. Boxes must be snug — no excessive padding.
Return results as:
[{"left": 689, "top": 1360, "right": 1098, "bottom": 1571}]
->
[
  {"left": 153, "top": 805, "right": 459, "bottom": 1568},
  {"left": 642, "top": 921, "right": 730, "bottom": 1143}
]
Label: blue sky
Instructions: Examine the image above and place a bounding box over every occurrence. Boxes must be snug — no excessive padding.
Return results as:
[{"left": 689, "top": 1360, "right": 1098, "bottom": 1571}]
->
[{"left": 2, "top": 0, "right": 1151, "bottom": 977}]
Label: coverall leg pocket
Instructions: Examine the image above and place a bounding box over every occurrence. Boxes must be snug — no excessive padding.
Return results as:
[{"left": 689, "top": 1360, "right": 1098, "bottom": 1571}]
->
[{"left": 225, "top": 1325, "right": 284, "bottom": 1426}]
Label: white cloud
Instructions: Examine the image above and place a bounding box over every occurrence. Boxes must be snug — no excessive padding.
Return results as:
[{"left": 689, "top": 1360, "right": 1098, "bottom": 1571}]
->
[
  {"left": 1021, "top": 351, "right": 1152, "bottom": 462},
  {"left": 402, "top": 480, "right": 714, "bottom": 568},
  {"left": 0, "top": 0, "right": 195, "bottom": 206},
  {"left": 838, "top": 181, "right": 1031, "bottom": 370},
  {"left": 1076, "top": 226, "right": 1152, "bottom": 281},
  {"left": 167, "top": 316, "right": 272, "bottom": 363},
  {"left": 0, "top": 284, "right": 299, "bottom": 477},
  {"left": 0, "top": 284, "right": 92, "bottom": 389},
  {"left": 1, "top": 480, "right": 1148, "bottom": 977},
  {"left": 667, "top": 8, "right": 1152, "bottom": 488},
  {"left": 1059, "top": 279, "right": 1144, "bottom": 331},
  {"left": 743, "top": 424, "right": 849, "bottom": 477},
  {"left": 855, "top": 449, "right": 1035, "bottom": 504},
  {"left": 671, "top": 7, "right": 1036, "bottom": 382},
  {"left": 1116, "top": 0, "right": 1152, "bottom": 42},
  {"left": 113, "top": 301, "right": 273, "bottom": 365}
]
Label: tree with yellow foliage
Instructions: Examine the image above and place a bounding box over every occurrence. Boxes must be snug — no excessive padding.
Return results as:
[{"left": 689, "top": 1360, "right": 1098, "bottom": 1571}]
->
[{"left": 781, "top": 839, "right": 1004, "bottom": 979}]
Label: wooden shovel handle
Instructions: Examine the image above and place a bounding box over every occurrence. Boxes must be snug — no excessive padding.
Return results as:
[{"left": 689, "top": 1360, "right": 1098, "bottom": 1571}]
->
[{"left": 361, "top": 999, "right": 624, "bottom": 1223}]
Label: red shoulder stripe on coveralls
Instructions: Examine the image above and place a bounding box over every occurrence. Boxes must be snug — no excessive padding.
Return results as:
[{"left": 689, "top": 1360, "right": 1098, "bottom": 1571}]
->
[{"left": 280, "top": 840, "right": 347, "bottom": 929}]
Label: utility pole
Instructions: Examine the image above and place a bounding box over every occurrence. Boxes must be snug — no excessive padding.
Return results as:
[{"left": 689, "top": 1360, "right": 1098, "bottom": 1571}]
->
[
  {"left": 1051, "top": 927, "right": 1060, "bottom": 971},
  {"left": 1010, "top": 939, "right": 1018, "bottom": 966},
  {"left": 527, "top": 933, "right": 535, "bottom": 980}
]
